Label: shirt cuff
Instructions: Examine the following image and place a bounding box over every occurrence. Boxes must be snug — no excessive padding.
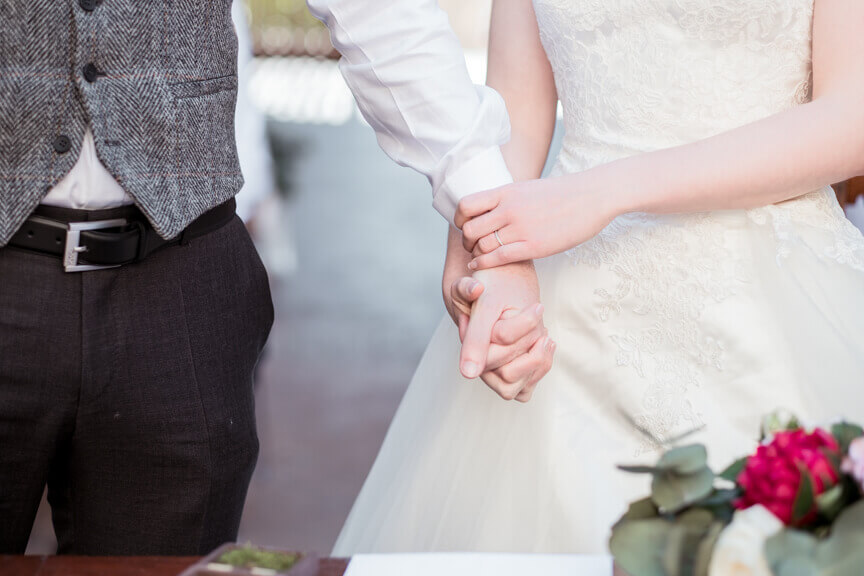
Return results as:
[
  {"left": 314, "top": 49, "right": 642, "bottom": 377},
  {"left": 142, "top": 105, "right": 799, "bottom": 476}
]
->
[{"left": 432, "top": 146, "right": 514, "bottom": 226}]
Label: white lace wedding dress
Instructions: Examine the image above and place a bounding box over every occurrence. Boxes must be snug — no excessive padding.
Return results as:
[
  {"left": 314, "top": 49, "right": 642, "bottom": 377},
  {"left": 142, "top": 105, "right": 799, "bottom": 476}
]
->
[{"left": 333, "top": 0, "right": 864, "bottom": 554}]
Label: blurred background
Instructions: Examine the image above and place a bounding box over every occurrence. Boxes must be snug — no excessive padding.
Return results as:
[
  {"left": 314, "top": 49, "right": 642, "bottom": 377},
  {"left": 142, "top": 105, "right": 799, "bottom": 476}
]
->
[{"left": 24, "top": 0, "right": 864, "bottom": 557}]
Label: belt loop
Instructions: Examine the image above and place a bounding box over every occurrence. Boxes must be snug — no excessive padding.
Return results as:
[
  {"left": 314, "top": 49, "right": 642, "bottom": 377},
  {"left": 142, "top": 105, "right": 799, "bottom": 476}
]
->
[{"left": 133, "top": 221, "right": 149, "bottom": 262}]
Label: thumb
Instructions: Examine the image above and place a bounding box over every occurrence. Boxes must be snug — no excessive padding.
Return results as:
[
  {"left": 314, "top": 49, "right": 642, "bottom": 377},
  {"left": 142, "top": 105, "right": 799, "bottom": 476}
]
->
[
  {"left": 458, "top": 312, "right": 469, "bottom": 342},
  {"left": 450, "top": 277, "right": 484, "bottom": 317},
  {"left": 459, "top": 297, "right": 500, "bottom": 379}
]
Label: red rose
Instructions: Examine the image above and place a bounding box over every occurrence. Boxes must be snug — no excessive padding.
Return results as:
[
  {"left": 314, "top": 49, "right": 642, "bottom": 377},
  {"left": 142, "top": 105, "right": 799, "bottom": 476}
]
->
[{"left": 734, "top": 429, "right": 841, "bottom": 526}]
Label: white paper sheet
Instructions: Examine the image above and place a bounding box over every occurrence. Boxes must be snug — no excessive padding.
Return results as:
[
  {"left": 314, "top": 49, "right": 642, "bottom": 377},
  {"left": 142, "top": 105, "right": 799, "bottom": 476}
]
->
[{"left": 344, "top": 553, "right": 613, "bottom": 576}]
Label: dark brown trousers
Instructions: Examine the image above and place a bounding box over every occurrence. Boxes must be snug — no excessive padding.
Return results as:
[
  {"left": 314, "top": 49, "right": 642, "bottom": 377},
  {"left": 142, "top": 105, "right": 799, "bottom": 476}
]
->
[{"left": 0, "top": 205, "right": 273, "bottom": 555}]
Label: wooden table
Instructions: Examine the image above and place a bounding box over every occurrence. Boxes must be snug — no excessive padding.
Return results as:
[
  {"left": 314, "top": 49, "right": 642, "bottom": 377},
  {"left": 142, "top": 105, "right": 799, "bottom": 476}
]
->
[
  {"left": 1, "top": 555, "right": 628, "bottom": 575},
  {"left": 0, "top": 556, "right": 349, "bottom": 576}
]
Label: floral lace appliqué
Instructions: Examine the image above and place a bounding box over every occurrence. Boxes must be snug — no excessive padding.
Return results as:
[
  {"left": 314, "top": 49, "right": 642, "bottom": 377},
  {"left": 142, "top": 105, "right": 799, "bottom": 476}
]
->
[{"left": 567, "top": 212, "right": 745, "bottom": 450}]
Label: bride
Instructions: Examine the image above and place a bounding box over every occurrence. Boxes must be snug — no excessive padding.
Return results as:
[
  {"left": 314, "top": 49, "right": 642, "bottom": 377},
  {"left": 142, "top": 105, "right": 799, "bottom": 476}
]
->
[{"left": 334, "top": 0, "right": 864, "bottom": 554}]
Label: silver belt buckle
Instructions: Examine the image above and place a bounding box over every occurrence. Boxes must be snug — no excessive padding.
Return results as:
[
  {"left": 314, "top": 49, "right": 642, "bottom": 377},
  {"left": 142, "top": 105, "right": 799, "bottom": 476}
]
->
[{"left": 63, "top": 219, "right": 128, "bottom": 273}]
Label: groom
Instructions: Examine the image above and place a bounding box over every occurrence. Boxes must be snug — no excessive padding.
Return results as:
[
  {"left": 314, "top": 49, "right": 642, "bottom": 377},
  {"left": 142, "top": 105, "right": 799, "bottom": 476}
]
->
[{"left": 0, "top": 0, "right": 551, "bottom": 555}]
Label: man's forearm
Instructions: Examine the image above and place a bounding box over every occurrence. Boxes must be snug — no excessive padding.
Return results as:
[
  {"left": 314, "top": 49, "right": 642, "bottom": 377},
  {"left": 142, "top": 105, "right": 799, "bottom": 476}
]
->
[{"left": 444, "top": 227, "right": 472, "bottom": 277}]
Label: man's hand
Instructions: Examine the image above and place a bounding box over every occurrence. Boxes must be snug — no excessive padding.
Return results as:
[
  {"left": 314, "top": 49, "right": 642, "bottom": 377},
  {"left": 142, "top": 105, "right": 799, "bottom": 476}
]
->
[{"left": 443, "top": 261, "right": 556, "bottom": 402}]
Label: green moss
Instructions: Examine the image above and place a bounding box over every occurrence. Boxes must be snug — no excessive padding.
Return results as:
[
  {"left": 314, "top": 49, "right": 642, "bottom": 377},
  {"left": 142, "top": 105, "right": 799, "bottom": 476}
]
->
[{"left": 217, "top": 546, "right": 300, "bottom": 572}]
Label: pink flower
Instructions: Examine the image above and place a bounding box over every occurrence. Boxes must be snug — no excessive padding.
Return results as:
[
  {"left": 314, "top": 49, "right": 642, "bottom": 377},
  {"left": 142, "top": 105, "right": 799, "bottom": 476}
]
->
[
  {"left": 841, "top": 437, "right": 864, "bottom": 494},
  {"left": 734, "top": 429, "right": 841, "bottom": 526}
]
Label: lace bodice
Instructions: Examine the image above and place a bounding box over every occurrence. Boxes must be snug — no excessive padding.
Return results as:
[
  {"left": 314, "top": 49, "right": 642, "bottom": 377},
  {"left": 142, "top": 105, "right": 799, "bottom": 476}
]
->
[
  {"left": 534, "top": 0, "right": 814, "bottom": 172},
  {"left": 531, "top": 0, "right": 864, "bottom": 449}
]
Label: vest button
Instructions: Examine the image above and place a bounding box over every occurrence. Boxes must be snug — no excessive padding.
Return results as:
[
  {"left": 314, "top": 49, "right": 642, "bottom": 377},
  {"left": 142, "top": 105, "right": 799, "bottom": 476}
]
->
[
  {"left": 82, "top": 63, "right": 99, "bottom": 83},
  {"left": 53, "top": 135, "right": 72, "bottom": 154},
  {"left": 79, "top": 0, "right": 98, "bottom": 11}
]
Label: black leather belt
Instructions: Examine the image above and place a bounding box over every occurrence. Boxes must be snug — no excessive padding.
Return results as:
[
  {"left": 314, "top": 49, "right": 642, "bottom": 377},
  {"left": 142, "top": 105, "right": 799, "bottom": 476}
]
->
[{"left": 8, "top": 198, "right": 237, "bottom": 272}]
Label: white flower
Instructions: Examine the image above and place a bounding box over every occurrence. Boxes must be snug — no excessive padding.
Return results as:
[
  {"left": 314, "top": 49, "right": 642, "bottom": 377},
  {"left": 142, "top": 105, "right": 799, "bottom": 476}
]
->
[
  {"left": 708, "top": 505, "right": 784, "bottom": 576},
  {"left": 841, "top": 437, "right": 864, "bottom": 493}
]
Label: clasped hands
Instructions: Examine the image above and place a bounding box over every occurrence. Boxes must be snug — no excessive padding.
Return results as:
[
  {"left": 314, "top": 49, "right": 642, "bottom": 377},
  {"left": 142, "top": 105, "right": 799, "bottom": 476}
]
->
[
  {"left": 447, "top": 174, "right": 617, "bottom": 402},
  {"left": 444, "top": 259, "right": 554, "bottom": 403}
]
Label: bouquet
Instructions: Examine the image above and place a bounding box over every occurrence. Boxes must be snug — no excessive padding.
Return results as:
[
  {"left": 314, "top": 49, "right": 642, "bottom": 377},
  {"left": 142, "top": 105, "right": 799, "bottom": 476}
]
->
[{"left": 610, "top": 415, "right": 864, "bottom": 576}]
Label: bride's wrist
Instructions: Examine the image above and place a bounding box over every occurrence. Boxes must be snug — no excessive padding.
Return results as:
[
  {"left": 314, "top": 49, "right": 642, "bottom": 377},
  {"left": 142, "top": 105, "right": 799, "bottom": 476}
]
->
[{"left": 578, "top": 164, "right": 636, "bottom": 219}]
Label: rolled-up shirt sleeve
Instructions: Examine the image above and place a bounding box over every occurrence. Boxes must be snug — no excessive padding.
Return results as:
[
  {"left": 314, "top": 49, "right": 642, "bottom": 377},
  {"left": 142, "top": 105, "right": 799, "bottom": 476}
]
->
[{"left": 307, "top": 0, "right": 514, "bottom": 225}]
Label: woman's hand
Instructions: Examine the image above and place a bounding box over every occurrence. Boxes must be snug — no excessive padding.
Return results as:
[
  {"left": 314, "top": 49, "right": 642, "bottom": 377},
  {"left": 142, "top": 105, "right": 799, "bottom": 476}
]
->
[{"left": 454, "top": 175, "right": 620, "bottom": 270}]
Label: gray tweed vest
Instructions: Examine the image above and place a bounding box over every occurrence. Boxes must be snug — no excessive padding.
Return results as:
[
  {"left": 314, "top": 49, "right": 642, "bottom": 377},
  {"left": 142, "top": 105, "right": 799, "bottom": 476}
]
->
[{"left": 0, "top": 0, "right": 243, "bottom": 246}]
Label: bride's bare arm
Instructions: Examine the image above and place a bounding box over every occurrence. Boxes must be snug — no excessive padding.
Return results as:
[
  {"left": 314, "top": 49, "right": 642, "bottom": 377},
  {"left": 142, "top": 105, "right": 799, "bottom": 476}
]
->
[
  {"left": 486, "top": 0, "right": 558, "bottom": 184},
  {"left": 457, "top": 0, "right": 864, "bottom": 269}
]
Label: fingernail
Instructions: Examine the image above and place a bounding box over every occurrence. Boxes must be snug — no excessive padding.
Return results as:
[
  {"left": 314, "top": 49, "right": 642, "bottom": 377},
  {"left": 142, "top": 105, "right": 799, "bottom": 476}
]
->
[
  {"left": 468, "top": 280, "right": 479, "bottom": 292},
  {"left": 462, "top": 361, "right": 481, "bottom": 378},
  {"left": 467, "top": 261, "right": 478, "bottom": 271},
  {"left": 535, "top": 304, "right": 544, "bottom": 317}
]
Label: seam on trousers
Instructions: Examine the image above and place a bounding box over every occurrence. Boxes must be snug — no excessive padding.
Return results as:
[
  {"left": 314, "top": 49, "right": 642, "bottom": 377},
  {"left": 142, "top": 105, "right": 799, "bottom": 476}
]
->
[
  {"left": 65, "top": 269, "right": 85, "bottom": 552},
  {"left": 176, "top": 258, "right": 214, "bottom": 553}
]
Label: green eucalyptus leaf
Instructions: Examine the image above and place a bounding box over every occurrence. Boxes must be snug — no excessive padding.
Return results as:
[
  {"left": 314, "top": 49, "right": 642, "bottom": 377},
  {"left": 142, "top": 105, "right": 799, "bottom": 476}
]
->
[
  {"left": 792, "top": 469, "right": 815, "bottom": 525},
  {"left": 693, "top": 522, "right": 724, "bottom": 576},
  {"left": 661, "top": 510, "right": 716, "bottom": 576},
  {"left": 686, "top": 493, "right": 738, "bottom": 526},
  {"left": 610, "top": 518, "right": 671, "bottom": 576},
  {"left": 766, "top": 502, "right": 864, "bottom": 576},
  {"left": 696, "top": 488, "right": 739, "bottom": 508},
  {"left": 677, "top": 508, "right": 715, "bottom": 530},
  {"left": 815, "top": 552, "right": 864, "bottom": 576},
  {"left": 656, "top": 445, "right": 709, "bottom": 475},
  {"left": 815, "top": 527, "right": 864, "bottom": 576},
  {"left": 817, "top": 541, "right": 864, "bottom": 574},
  {"left": 661, "top": 523, "right": 685, "bottom": 576},
  {"left": 831, "top": 422, "right": 864, "bottom": 454},
  {"left": 623, "top": 497, "right": 660, "bottom": 521},
  {"left": 703, "top": 504, "right": 735, "bottom": 526},
  {"left": 809, "top": 502, "right": 864, "bottom": 576},
  {"left": 765, "top": 530, "right": 819, "bottom": 576},
  {"left": 652, "top": 467, "right": 715, "bottom": 513},
  {"left": 830, "top": 499, "right": 864, "bottom": 535},
  {"left": 618, "top": 465, "right": 661, "bottom": 475},
  {"left": 661, "top": 511, "right": 712, "bottom": 576},
  {"left": 765, "top": 528, "right": 820, "bottom": 556},
  {"left": 719, "top": 457, "right": 748, "bottom": 484},
  {"left": 815, "top": 483, "right": 846, "bottom": 522},
  {"left": 776, "top": 559, "right": 821, "bottom": 576}
]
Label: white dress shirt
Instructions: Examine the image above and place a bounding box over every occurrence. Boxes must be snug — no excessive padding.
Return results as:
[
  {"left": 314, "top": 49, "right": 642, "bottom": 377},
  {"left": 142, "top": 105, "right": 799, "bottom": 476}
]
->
[
  {"left": 45, "top": 1, "right": 514, "bottom": 224},
  {"left": 307, "top": 0, "right": 514, "bottom": 224},
  {"left": 41, "top": 129, "right": 133, "bottom": 209}
]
